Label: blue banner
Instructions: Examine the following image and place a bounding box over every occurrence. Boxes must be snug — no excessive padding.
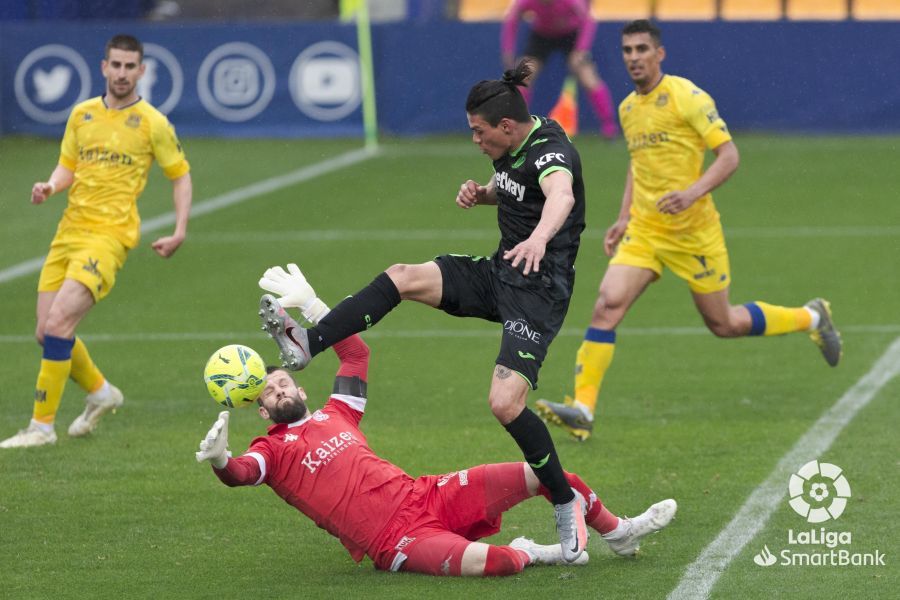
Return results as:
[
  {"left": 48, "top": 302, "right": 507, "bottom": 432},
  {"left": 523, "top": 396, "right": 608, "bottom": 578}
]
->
[
  {"left": 0, "top": 22, "right": 365, "bottom": 137},
  {"left": 1, "top": 20, "right": 898, "bottom": 137}
]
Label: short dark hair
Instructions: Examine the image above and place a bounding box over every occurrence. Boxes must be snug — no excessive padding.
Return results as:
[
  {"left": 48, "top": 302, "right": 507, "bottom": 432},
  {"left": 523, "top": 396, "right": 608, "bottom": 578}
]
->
[
  {"left": 622, "top": 19, "right": 662, "bottom": 46},
  {"left": 105, "top": 34, "right": 143, "bottom": 61},
  {"left": 465, "top": 59, "right": 533, "bottom": 126}
]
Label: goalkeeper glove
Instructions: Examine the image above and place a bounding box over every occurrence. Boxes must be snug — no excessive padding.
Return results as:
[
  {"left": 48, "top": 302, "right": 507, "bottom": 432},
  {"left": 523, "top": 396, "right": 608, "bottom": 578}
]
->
[
  {"left": 258, "top": 263, "right": 331, "bottom": 324},
  {"left": 195, "top": 410, "right": 231, "bottom": 469}
]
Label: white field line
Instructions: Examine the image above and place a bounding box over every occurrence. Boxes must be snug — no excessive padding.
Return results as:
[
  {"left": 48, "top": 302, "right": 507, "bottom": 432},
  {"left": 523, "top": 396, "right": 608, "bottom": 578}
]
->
[
  {"left": 0, "top": 324, "right": 897, "bottom": 344},
  {"left": 0, "top": 147, "right": 378, "bottom": 286},
  {"left": 667, "top": 336, "right": 900, "bottom": 600},
  {"left": 181, "top": 225, "right": 900, "bottom": 244}
]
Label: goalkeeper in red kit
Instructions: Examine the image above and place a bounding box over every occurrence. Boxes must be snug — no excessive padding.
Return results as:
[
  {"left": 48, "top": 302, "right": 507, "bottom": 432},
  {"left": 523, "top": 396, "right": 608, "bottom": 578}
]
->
[{"left": 195, "top": 265, "right": 676, "bottom": 576}]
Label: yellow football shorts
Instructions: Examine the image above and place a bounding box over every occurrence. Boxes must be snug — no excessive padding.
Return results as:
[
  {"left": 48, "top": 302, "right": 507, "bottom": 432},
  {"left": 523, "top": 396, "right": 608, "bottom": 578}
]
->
[
  {"left": 38, "top": 229, "right": 128, "bottom": 302},
  {"left": 610, "top": 219, "right": 731, "bottom": 294}
]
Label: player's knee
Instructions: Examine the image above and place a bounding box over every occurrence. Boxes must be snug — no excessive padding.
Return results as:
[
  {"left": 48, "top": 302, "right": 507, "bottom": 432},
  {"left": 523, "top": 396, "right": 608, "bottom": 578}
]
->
[
  {"left": 704, "top": 317, "right": 740, "bottom": 338},
  {"left": 384, "top": 263, "right": 409, "bottom": 288},
  {"left": 593, "top": 291, "right": 624, "bottom": 324},
  {"left": 385, "top": 263, "right": 426, "bottom": 297},
  {"left": 488, "top": 395, "right": 518, "bottom": 423},
  {"left": 488, "top": 387, "right": 525, "bottom": 424},
  {"left": 43, "top": 309, "right": 76, "bottom": 338}
]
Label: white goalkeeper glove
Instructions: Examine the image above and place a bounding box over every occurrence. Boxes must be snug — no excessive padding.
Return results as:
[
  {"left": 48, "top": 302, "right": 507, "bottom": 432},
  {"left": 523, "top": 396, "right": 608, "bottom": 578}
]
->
[
  {"left": 258, "top": 263, "right": 331, "bottom": 324},
  {"left": 195, "top": 410, "right": 231, "bottom": 469}
]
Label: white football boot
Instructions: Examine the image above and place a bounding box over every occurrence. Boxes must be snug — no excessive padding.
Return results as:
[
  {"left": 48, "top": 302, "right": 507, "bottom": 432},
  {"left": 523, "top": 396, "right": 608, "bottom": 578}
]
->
[
  {"left": 68, "top": 382, "right": 124, "bottom": 437},
  {"left": 510, "top": 537, "right": 589, "bottom": 566},
  {"left": 603, "top": 499, "right": 677, "bottom": 556},
  {"left": 0, "top": 420, "right": 57, "bottom": 449},
  {"left": 555, "top": 488, "right": 589, "bottom": 563}
]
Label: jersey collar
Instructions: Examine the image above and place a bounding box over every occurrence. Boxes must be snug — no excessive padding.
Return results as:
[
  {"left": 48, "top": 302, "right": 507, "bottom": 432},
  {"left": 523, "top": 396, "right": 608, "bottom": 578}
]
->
[
  {"left": 509, "top": 116, "right": 541, "bottom": 158},
  {"left": 266, "top": 412, "right": 313, "bottom": 434},
  {"left": 101, "top": 94, "right": 143, "bottom": 110},
  {"left": 636, "top": 73, "right": 666, "bottom": 97}
]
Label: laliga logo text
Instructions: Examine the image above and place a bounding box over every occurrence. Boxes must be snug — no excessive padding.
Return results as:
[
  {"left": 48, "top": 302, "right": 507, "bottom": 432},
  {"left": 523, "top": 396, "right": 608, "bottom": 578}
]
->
[{"left": 752, "top": 461, "right": 886, "bottom": 568}]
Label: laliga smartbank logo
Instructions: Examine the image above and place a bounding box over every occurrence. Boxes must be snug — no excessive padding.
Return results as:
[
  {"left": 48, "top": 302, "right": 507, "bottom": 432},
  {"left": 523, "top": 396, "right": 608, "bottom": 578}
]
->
[
  {"left": 752, "top": 461, "right": 886, "bottom": 568},
  {"left": 788, "top": 460, "right": 850, "bottom": 523}
]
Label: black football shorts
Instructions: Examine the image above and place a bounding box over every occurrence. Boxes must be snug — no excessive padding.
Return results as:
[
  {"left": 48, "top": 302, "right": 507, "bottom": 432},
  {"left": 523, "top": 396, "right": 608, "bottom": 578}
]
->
[{"left": 434, "top": 254, "right": 570, "bottom": 389}]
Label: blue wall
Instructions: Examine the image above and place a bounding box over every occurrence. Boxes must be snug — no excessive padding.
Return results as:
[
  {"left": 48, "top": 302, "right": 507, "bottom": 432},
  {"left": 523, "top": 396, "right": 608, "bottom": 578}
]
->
[{"left": 1, "top": 20, "right": 898, "bottom": 137}]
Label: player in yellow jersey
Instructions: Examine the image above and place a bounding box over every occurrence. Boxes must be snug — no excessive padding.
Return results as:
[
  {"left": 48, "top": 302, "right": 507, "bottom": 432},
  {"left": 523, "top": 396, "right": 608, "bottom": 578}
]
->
[
  {"left": 1, "top": 35, "right": 192, "bottom": 449},
  {"left": 536, "top": 20, "right": 841, "bottom": 441}
]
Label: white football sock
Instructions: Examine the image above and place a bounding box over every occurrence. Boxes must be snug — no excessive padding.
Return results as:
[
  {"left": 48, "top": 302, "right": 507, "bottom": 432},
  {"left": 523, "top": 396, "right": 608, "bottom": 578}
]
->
[
  {"left": 602, "top": 518, "right": 627, "bottom": 540},
  {"left": 573, "top": 400, "right": 594, "bottom": 421},
  {"left": 31, "top": 418, "right": 54, "bottom": 434},
  {"left": 805, "top": 306, "right": 820, "bottom": 331}
]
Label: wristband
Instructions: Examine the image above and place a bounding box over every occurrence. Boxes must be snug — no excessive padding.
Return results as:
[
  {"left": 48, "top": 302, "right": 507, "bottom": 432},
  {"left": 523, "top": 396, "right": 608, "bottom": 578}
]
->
[{"left": 47, "top": 182, "right": 56, "bottom": 195}]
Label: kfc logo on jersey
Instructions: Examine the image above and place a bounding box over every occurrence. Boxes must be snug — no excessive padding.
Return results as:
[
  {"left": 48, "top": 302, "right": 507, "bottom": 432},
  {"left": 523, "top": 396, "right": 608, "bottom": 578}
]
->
[
  {"left": 534, "top": 152, "right": 565, "bottom": 169},
  {"left": 300, "top": 431, "right": 358, "bottom": 473},
  {"left": 494, "top": 171, "right": 526, "bottom": 202}
]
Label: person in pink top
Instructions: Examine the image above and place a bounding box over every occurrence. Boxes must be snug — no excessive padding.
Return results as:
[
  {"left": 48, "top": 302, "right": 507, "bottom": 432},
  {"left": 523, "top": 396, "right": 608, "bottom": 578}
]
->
[
  {"left": 195, "top": 284, "right": 677, "bottom": 576},
  {"left": 501, "top": 0, "right": 618, "bottom": 138}
]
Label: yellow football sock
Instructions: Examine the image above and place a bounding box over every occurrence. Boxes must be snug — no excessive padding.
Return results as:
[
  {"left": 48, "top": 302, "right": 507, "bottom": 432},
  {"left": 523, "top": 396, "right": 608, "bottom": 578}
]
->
[
  {"left": 573, "top": 328, "right": 617, "bottom": 416},
  {"left": 70, "top": 336, "right": 105, "bottom": 393},
  {"left": 745, "top": 301, "right": 812, "bottom": 336},
  {"left": 32, "top": 335, "right": 75, "bottom": 425}
]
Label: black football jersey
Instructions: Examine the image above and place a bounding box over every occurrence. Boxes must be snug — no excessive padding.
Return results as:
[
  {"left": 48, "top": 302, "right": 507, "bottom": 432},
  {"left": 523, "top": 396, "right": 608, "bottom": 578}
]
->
[{"left": 489, "top": 117, "right": 586, "bottom": 300}]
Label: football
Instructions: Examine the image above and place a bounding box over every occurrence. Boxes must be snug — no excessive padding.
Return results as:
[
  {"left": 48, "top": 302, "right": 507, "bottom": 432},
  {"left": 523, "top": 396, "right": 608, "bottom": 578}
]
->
[{"left": 203, "top": 344, "right": 267, "bottom": 408}]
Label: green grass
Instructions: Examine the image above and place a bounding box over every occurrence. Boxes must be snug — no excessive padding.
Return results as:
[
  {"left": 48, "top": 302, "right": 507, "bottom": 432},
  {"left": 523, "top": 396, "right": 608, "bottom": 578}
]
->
[{"left": 0, "top": 134, "right": 897, "bottom": 599}]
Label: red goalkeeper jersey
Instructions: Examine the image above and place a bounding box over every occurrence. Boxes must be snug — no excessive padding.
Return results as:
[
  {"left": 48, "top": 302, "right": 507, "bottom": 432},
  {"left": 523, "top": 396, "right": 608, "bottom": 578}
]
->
[{"left": 213, "top": 335, "right": 415, "bottom": 562}]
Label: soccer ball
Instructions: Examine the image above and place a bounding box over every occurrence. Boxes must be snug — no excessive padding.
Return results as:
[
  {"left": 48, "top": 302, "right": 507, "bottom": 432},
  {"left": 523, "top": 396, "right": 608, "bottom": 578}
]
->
[{"left": 203, "top": 344, "right": 267, "bottom": 408}]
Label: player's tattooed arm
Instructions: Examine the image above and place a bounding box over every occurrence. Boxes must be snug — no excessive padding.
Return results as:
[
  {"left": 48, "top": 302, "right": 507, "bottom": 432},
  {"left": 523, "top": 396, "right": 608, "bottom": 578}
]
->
[{"left": 495, "top": 365, "right": 513, "bottom": 380}]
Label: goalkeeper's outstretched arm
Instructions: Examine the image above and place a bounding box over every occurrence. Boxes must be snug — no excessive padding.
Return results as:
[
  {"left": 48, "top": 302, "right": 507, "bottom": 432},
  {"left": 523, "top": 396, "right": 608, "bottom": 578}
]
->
[{"left": 195, "top": 411, "right": 262, "bottom": 486}]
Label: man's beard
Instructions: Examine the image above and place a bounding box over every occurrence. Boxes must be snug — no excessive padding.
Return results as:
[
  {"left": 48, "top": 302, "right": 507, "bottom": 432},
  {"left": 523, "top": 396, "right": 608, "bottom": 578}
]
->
[
  {"left": 269, "top": 392, "right": 308, "bottom": 424},
  {"left": 107, "top": 81, "right": 135, "bottom": 100}
]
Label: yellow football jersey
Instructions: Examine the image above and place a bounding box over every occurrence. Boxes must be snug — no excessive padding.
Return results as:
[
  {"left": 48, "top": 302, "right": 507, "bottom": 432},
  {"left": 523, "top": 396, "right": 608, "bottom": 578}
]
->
[
  {"left": 619, "top": 75, "right": 732, "bottom": 233},
  {"left": 57, "top": 96, "right": 190, "bottom": 249}
]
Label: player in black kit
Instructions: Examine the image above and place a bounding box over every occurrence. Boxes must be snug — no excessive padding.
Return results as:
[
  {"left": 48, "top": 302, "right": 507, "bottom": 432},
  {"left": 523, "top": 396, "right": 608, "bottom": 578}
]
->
[{"left": 257, "top": 60, "right": 589, "bottom": 563}]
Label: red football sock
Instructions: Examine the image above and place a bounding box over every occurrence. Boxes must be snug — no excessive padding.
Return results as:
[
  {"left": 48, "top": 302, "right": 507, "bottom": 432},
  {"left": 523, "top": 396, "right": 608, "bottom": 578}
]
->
[
  {"left": 483, "top": 545, "right": 528, "bottom": 576},
  {"left": 537, "top": 471, "right": 620, "bottom": 534}
]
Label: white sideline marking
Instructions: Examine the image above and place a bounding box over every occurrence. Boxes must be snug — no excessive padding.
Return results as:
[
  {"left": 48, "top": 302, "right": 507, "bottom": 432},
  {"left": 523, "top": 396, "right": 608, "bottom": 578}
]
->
[
  {"left": 667, "top": 337, "right": 900, "bottom": 600},
  {"left": 0, "top": 147, "right": 378, "bottom": 286},
  {"left": 182, "top": 225, "right": 900, "bottom": 244},
  {"left": 0, "top": 324, "right": 897, "bottom": 344}
]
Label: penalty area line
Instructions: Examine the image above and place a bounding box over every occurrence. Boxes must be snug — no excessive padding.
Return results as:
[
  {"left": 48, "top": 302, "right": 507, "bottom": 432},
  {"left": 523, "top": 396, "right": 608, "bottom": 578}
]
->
[
  {"left": 0, "top": 324, "right": 898, "bottom": 344},
  {"left": 667, "top": 336, "right": 900, "bottom": 600},
  {"left": 0, "top": 146, "right": 378, "bottom": 286}
]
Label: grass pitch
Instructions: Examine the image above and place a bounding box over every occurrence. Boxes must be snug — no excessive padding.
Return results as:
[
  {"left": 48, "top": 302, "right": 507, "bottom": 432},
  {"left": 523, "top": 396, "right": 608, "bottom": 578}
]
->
[{"left": 0, "top": 133, "right": 897, "bottom": 599}]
